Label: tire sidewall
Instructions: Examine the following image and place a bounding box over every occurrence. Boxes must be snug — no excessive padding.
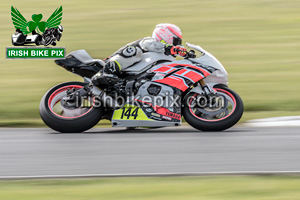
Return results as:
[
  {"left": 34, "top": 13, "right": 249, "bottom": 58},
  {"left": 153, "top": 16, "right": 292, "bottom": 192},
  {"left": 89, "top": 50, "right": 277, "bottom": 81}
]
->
[
  {"left": 182, "top": 86, "right": 244, "bottom": 131},
  {"left": 40, "top": 81, "right": 104, "bottom": 133}
]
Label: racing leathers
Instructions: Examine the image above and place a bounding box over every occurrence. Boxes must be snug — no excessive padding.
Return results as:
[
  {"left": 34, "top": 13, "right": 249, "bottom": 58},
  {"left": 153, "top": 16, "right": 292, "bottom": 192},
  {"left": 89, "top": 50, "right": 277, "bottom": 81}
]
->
[{"left": 91, "top": 37, "right": 187, "bottom": 86}]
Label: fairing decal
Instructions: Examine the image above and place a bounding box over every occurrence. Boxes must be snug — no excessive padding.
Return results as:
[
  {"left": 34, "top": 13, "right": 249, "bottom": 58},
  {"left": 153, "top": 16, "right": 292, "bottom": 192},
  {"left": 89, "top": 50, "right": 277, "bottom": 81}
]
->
[
  {"left": 155, "top": 106, "right": 181, "bottom": 120},
  {"left": 135, "top": 99, "right": 182, "bottom": 122},
  {"left": 152, "top": 63, "right": 215, "bottom": 91},
  {"left": 154, "top": 75, "right": 189, "bottom": 91}
]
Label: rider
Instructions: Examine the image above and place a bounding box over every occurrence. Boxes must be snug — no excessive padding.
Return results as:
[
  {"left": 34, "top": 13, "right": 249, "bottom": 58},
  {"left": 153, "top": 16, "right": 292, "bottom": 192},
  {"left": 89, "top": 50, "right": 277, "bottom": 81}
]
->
[{"left": 91, "top": 23, "right": 188, "bottom": 86}]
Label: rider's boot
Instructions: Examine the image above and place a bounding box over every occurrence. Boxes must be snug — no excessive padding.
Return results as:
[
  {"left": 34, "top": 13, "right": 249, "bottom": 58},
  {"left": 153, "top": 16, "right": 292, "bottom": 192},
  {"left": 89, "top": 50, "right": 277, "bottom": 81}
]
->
[{"left": 91, "top": 61, "right": 121, "bottom": 88}]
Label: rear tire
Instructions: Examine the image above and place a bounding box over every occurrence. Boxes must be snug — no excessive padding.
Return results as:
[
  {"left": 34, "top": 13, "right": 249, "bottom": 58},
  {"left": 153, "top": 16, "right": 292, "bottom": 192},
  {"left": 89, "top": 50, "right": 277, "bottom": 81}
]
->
[
  {"left": 182, "top": 85, "right": 243, "bottom": 131},
  {"left": 40, "top": 82, "right": 105, "bottom": 133}
]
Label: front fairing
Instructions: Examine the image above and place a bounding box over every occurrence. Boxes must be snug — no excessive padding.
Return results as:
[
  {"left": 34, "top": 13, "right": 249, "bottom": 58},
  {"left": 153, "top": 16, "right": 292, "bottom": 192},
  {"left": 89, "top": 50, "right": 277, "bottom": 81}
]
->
[{"left": 185, "top": 43, "right": 228, "bottom": 85}]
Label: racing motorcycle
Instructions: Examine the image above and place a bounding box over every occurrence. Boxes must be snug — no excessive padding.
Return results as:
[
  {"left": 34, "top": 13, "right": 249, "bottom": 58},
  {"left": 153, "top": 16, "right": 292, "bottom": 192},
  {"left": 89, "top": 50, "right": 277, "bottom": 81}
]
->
[
  {"left": 42, "top": 25, "right": 63, "bottom": 46},
  {"left": 40, "top": 43, "right": 243, "bottom": 132}
]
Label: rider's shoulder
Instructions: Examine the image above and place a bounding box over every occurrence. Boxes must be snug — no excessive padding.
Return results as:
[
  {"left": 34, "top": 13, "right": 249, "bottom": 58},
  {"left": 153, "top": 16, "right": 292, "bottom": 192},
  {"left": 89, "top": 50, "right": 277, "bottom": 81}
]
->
[
  {"left": 142, "top": 37, "right": 155, "bottom": 40},
  {"left": 139, "top": 37, "right": 164, "bottom": 52}
]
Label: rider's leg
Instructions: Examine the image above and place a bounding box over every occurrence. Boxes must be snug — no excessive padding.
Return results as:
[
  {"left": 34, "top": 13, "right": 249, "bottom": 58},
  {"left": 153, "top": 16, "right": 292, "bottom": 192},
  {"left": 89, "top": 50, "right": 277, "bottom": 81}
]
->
[{"left": 91, "top": 46, "right": 143, "bottom": 86}]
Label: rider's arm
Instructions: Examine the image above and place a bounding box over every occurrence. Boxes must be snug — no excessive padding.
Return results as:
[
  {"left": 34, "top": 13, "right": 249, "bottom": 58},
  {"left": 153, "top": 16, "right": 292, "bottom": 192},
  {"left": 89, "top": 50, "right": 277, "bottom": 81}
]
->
[
  {"left": 139, "top": 37, "right": 165, "bottom": 53},
  {"left": 139, "top": 37, "right": 187, "bottom": 57}
]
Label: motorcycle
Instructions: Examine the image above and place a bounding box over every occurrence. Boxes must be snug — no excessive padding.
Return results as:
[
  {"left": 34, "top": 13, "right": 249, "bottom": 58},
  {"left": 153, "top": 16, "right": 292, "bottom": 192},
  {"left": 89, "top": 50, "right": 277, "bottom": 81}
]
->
[
  {"left": 11, "top": 29, "right": 42, "bottom": 46},
  {"left": 39, "top": 43, "right": 243, "bottom": 133},
  {"left": 42, "top": 25, "right": 63, "bottom": 46}
]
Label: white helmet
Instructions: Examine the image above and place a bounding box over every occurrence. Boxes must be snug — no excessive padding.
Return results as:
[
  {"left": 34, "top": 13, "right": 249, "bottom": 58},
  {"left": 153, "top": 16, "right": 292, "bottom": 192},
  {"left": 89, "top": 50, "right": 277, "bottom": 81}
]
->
[{"left": 152, "top": 23, "right": 182, "bottom": 46}]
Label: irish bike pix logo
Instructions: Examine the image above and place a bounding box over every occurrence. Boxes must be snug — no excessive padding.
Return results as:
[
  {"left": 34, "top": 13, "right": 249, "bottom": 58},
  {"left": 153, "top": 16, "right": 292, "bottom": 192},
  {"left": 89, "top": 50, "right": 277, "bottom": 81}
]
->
[{"left": 7, "top": 6, "right": 65, "bottom": 59}]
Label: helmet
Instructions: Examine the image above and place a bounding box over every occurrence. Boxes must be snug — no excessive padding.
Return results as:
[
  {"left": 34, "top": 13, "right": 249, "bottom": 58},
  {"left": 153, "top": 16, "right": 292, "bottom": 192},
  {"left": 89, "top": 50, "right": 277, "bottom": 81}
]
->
[
  {"left": 152, "top": 23, "right": 182, "bottom": 46},
  {"left": 57, "top": 25, "right": 63, "bottom": 32}
]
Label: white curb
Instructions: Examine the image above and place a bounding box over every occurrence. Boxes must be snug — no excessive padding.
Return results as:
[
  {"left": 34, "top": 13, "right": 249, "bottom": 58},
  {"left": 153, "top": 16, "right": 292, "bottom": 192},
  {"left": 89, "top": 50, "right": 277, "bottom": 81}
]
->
[
  {"left": 246, "top": 116, "right": 300, "bottom": 127},
  {"left": 1, "top": 171, "right": 300, "bottom": 180}
]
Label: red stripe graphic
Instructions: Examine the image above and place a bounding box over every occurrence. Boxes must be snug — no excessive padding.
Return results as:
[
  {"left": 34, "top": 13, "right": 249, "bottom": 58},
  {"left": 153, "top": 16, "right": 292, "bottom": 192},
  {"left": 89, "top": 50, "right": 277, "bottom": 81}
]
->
[
  {"left": 155, "top": 106, "right": 181, "bottom": 120},
  {"left": 154, "top": 76, "right": 188, "bottom": 91},
  {"left": 186, "top": 65, "right": 211, "bottom": 77},
  {"left": 152, "top": 63, "right": 211, "bottom": 91},
  {"left": 183, "top": 71, "right": 203, "bottom": 82},
  {"left": 163, "top": 63, "right": 211, "bottom": 77},
  {"left": 166, "top": 25, "right": 182, "bottom": 39},
  {"left": 155, "top": 33, "right": 162, "bottom": 41},
  {"left": 134, "top": 99, "right": 181, "bottom": 121},
  {"left": 152, "top": 66, "right": 172, "bottom": 73},
  {"left": 175, "top": 69, "right": 187, "bottom": 75}
]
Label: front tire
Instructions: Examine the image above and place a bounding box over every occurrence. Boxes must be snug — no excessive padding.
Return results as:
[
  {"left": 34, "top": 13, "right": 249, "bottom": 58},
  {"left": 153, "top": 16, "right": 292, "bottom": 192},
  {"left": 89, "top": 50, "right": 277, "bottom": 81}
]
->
[
  {"left": 40, "top": 82, "right": 104, "bottom": 133},
  {"left": 182, "top": 85, "right": 243, "bottom": 131}
]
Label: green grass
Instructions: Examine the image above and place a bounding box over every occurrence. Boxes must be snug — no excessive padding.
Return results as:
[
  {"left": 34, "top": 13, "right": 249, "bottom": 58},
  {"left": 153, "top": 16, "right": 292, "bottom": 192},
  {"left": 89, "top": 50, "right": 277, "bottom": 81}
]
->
[
  {"left": 1, "top": 176, "right": 300, "bottom": 200},
  {"left": 0, "top": 0, "right": 300, "bottom": 125}
]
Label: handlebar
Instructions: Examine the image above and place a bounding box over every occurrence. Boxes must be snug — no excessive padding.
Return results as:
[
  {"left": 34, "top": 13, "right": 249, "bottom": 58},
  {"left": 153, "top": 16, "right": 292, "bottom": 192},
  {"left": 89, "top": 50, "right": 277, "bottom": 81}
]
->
[
  {"left": 185, "top": 50, "right": 196, "bottom": 58},
  {"left": 171, "top": 47, "right": 196, "bottom": 58}
]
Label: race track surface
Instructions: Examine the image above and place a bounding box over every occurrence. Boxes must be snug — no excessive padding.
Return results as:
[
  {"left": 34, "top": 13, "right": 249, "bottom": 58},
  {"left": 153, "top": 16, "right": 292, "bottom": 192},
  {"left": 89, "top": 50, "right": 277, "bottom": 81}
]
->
[{"left": 0, "top": 126, "right": 300, "bottom": 177}]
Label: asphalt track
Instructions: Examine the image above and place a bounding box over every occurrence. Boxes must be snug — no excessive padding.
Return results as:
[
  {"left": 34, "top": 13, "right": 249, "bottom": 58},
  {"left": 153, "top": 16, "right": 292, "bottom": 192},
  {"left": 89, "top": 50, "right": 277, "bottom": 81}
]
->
[{"left": 0, "top": 126, "right": 300, "bottom": 178}]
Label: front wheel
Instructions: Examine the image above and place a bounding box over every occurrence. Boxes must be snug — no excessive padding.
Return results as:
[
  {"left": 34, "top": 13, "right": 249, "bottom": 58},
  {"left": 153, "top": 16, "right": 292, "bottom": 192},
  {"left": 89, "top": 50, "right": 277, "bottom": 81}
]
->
[
  {"left": 182, "top": 85, "right": 243, "bottom": 131},
  {"left": 42, "top": 35, "right": 55, "bottom": 46},
  {"left": 40, "top": 82, "right": 105, "bottom": 133}
]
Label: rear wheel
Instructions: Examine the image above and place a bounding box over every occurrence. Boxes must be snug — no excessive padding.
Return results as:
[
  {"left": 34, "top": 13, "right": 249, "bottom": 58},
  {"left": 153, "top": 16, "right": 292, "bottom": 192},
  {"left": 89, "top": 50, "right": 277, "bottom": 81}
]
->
[
  {"left": 40, "top": 82, "right": 105, "bottom": 133},
  {"left": 182, "top": 85, "right": 243, "bottom": 131}
]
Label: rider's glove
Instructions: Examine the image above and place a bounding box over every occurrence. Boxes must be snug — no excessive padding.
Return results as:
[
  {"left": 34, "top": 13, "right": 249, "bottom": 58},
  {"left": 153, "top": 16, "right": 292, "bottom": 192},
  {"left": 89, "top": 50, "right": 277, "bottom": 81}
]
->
[{"left": 165, "top": 45, "right": 187, "bottom": 57}]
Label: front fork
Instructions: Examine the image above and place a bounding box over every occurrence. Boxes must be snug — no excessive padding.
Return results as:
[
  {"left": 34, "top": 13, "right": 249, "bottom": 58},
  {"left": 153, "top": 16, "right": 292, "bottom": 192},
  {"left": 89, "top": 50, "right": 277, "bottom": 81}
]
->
[{"left": 199, "top": 79, "right": 214, "bottom": 95}]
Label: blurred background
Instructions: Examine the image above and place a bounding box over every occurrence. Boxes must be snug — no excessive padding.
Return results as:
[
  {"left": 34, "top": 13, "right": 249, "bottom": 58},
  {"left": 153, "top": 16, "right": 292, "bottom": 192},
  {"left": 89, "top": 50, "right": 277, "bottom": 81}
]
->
[{"left": 0, "top": 0, "right": 299, "bottom": 126}]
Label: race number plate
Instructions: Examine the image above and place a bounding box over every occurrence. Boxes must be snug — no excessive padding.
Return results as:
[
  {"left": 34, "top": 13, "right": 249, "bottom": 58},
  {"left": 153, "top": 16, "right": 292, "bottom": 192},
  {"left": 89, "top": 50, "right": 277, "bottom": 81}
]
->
[{"left": 112, "top": 105, "right": 152, "bottom": 121}]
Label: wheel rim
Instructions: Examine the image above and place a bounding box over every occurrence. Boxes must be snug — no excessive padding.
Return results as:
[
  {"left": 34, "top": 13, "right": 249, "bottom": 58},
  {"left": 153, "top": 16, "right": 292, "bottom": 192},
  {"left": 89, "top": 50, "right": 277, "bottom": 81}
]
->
[
  {"left": 188, "top": 88, "right": 237, "bottom": 122},
  {"left": 48, "top": 85, "right": 94, "bottom": 119}
]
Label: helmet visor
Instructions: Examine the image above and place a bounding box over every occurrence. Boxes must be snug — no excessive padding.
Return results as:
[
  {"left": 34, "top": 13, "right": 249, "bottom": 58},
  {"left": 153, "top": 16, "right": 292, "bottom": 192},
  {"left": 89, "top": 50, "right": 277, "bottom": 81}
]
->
[{"left": 173, "top": 36, "right": 182, "bottom": 46}]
